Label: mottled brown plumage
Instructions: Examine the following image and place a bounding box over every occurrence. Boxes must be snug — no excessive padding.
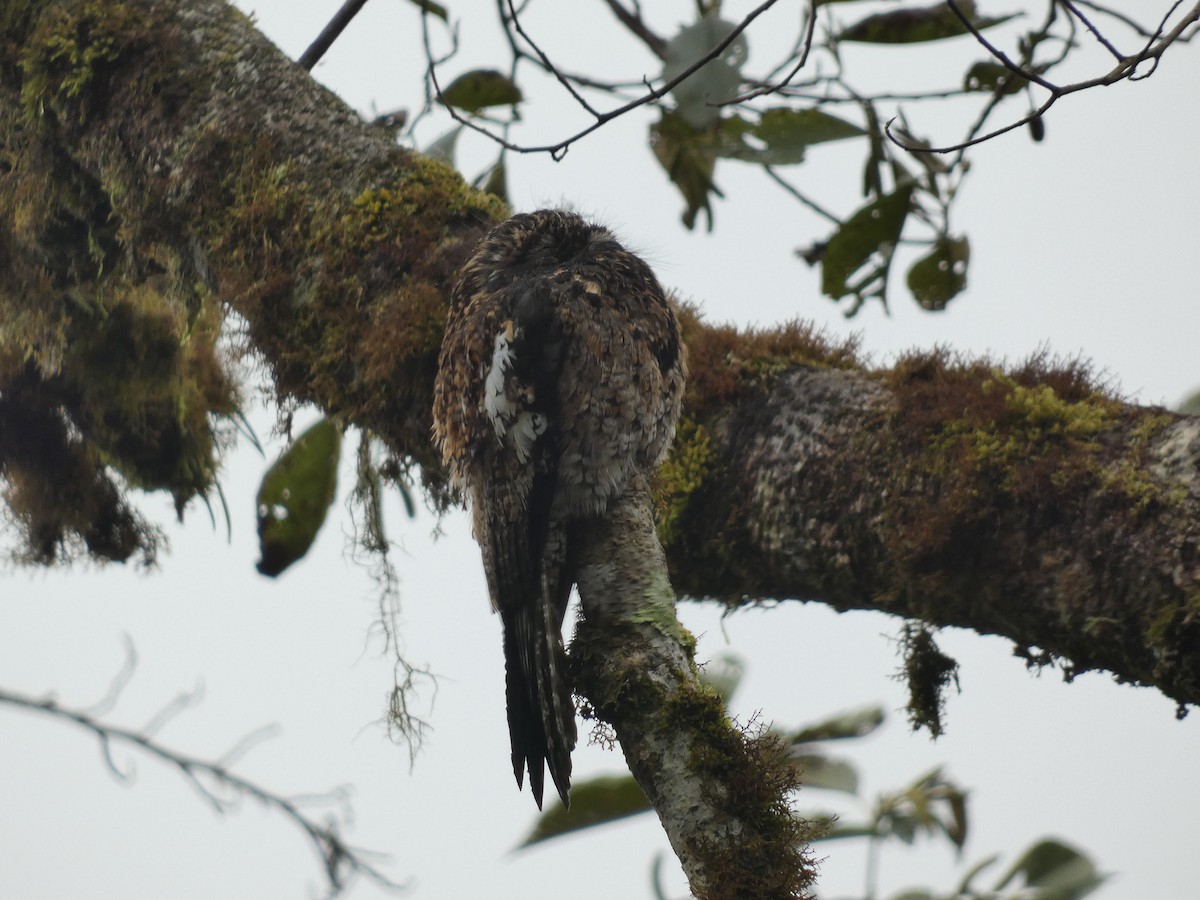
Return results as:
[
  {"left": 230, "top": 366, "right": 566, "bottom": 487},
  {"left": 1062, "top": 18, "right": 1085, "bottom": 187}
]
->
[{"left": 432, "top": 210, "right": 686, "bottom": 809}]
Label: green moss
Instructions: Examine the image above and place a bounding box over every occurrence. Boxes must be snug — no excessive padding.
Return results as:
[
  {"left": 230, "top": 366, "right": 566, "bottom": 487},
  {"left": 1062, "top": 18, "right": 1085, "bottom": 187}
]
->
[
  {"left": 1146, "top": 602, "right": 1179, "bottom": 646},
  {"left": 898, "top": 623, "right": 959, "bottom": 737},
  {"left": 873, "top": 350, "right": 1186, "bottom": 606},
  {"left": 2, "top": 1, "right": 509, "bottom": 566},
  {"left": 655, "top": 418, "right": 714, "bottom": 549},
  {"left": 19, "top": 1, "right": 154, "bottom": 127},
  {"left": 631, "top": 571, "right": 699, "bottom": 657},
  {"left": 56, "top": 278, "right": 237, "bottom": 500},
  {"left": 1096, "top": 412, "right": 1178, "bottom": 511},
  {"left": 927, "top": 369, "right": 1119, "bottom": 493},
  {"left": 664, "top": 683, "right": 819, "bottom": 899}
]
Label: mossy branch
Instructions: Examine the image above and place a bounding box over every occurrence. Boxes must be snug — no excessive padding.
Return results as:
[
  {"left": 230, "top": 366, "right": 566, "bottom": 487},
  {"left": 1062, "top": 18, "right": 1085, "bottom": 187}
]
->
[
  {"left": 2, "top": 8, "right": 1200, "bottom": 886},
  {"left": 659, "top": 344, "right": 1200, "bottom": 713},
  {"left": 573, "top": 481, "right": 818, "bottom": 899}
]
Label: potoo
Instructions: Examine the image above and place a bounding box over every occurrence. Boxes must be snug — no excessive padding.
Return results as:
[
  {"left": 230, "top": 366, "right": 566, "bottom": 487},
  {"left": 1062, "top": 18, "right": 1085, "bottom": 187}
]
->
[{"left": 432, "top": 210, "right": 686, "bottom": 808}]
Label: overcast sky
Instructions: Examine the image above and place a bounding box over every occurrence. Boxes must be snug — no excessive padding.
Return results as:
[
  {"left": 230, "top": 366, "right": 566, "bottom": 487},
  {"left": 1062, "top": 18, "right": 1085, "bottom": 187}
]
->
[{"left": 3, "top": 2, "right": 1199, "bottom": 899}]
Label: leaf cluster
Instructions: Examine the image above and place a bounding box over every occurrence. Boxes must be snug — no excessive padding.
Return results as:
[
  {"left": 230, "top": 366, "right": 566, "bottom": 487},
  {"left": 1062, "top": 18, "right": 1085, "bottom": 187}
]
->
[
  {"left": 416, "top": 0, "right": 1195, "bottom": 315},
  {"left": 517, "top": 653, "right": 1106, "bottom": 900}
]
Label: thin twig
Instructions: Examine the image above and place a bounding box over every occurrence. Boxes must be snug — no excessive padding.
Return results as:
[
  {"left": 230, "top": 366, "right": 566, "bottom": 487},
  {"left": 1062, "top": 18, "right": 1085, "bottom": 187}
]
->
[
  {"left": 142, "top": 681, "right": 204, "bottom": 737},
  {"left": 725, "top": 0, "right": 819, "bottom": 104},
  {"left": 898, "top": 0, "right": 1200, "bottom": 154},
  {"left": 762, "top": 165, "right": 841, "bottom": 225},
  {"left": 945, "top": 0, "right": 1060, "bottom": 91},
  {"left": 779, "top": 86, "right": 977, "bottom": 104},
  {"left": 298, "top": 0, "right": 371, "bottom": 71},
  {"left": 0, "top": 687, "right": 409, "bottom": 896},
  {"left": 1072, "top": 0, "right": 1162, "bottom": 38},
  {"left": 1061, "top": 0, "right": 1125, "bottom": 60},
  {"left": 81, "top": 634, "right": 137, "bottom": 718},
  {"left": 427, "top": 0, "right": 785, "bottom": 159},
  {"left": 602, "top": 0, "right": 669, "bottom": 59},
  {"left": 505, "top": 0, "right": 599, "bottom": 116}
]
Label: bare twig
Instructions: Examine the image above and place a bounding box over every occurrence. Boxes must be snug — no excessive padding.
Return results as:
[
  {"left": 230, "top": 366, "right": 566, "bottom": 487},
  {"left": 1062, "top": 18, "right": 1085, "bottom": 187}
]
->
[
  {"left": 944, "top": 0, "right": 1061, "bottom": 92},
  {"left": 602, "top": 0, "right": 669, "bottom": 59},
  {"left": 298, "top": 0, "right": 372, "bottom": 71},
  {"left": 0, "top": 686, "right": 409, "bottom": 896},
  {"left": 141, "top": 680, "right": 204, "bottom": 736},
  {"left": 504, "top": 0, "right": 599, "bottom": 115},
  {"left": 425, "top": 0, "right": 785, "bottom": 159},
  {"left": 1073, "top": 0, "right": 1166, "bottom": 38},
  {"left": 762, "top": 165, "right": 841, "bottom": 225},
  {"left": 1062, "top": 0, "right": 1126, "bottom": 61},
  {"left": 895, "top": 0, "right": 1200, "bottom": 154},
  {"left": 81, "top": 633, "right": 137, "bottom": 718},
  {"left": 726, "top": 0, "right": 819, "bottom": 104}
]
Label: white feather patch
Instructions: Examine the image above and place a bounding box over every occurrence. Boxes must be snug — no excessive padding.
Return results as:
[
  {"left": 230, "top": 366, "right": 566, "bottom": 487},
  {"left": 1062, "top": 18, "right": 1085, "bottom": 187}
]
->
[
  {"left": 484, "top": 324, "right": 516, "bottom": 437},
  {"left": 510, "top": 410, "right": 549, "bottom": 463}
]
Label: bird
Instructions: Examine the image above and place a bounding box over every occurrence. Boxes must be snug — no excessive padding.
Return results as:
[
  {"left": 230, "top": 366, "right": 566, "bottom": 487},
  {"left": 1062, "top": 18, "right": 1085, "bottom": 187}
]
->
[{"left": 432, "top": 209, "right": 686, "bottom": 809}]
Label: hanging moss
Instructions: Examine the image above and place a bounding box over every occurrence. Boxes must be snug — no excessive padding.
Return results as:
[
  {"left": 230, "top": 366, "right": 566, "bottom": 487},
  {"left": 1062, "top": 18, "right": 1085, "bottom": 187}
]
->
[{"left": 898, "top": 622, "right": 959, "bottom": 737}]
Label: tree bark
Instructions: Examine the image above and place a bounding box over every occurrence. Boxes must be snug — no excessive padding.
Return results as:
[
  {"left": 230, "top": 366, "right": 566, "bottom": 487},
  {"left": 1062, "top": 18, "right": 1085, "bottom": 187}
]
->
[
  {"left": 4, "top": 0, "right": 1200, "bottom": 893},
  {"left": 659, "top": 338, "right": 1200, "bottom": 714},
  {"left": 573, "top": 479, "right": 817, "bottom": 899}
]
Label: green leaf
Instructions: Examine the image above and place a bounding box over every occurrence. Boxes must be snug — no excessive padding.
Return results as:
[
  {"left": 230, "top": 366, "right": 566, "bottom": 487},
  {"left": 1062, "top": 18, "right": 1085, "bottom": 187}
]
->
[
  {"left": 954, "top": 852, "right": 1001, "bottom": 895},
  {"left": 482, "top": 158, "right": 508, "bottom": 204},
  {"left": 907, "top": 236, "right": 970, "bottom": 310},
  {"left": 439, "top": 69, "right": 522, "bottom": 113},
  {"left": 838, "top": 1, "right": 1017, "bottom": 44},
  {"left": 405, "top": 0, "right": 448, "bottom": 20},
  {"left": 791, "top": 753, "right": 860, "bottom": 794},
  {"left": 1177, "top": 389, "right": 1200, "bottom": 415},
  {"left": 993, "top": 839, "right": 1107, "bottom": 899},
  {"left": 663, "top": 18, "right": 748, "bottom": 127},
  {"left": 963, "top": 60, "right": 1030, "bottom": 95},
  {"left": 519, "top": 775, "right": 651, "bottom": 846},
  {"left": 650, "top": 111, "right": 724, "bottom": 231},
  {"left": 872, "top": 767, "right": 970, "bottom": 852},
  {"left": 821, "top": 183, "right": 914, "bottom": 302},
  {"left": 716, "top": 108, "right": 866, "bottom": 165},
  {"left": 791, "top": 705, "right": 885, "bottom": 743},
  {"left": 699, "top": 652, "right": 745, "bottom": 705},
  {"left": 756, "top": 107, "right": 865, "bottom": 153},
  {"left": 861, "top": 101, "right": 886, "bottom": 198},
  {"left": 256, "top": 418, "right": 341, "bottom": 577},
  {"left": 424, "top": 126, "right": 462, "bottom": 167},
  {"left": 812, "top": 819, "right": 877, "bottom": 842}
]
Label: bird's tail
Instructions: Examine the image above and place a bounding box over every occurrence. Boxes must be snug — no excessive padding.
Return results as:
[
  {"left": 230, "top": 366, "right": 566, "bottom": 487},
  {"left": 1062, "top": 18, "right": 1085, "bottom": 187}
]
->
[{"left": 503, "top": 578, "right": 577, "bottom": 809}]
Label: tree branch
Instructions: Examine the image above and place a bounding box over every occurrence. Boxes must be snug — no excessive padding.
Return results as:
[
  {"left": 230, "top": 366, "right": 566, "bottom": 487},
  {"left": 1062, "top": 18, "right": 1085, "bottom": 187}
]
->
[
  {"left": 903, "top": 0, "right": 1200, "bottom": 153},
  {"left": 663, "top": 321, "right": 1200, "bottom": 713},
  {"left": 426, "top": 0, "right": 785, "bottom": 159},
  {"left": 601, "top": 0, "right": 669, "bottom": 59},
  {"left": 297, "top": 0, "right": 371, "bottom": 71},
  {"left": 572, "top": 480, "right": 818, "bottom": 898},
  {"left": 0, "top": 686, "right": 408, "bottom": 895},
  {"left": 4, "top": 2, "right": 1200, "bottom": 893}
]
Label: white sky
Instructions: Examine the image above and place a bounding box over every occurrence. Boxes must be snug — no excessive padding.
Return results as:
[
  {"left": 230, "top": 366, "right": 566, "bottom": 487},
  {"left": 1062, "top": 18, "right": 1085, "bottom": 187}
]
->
[{"left": 3, "top": 2, "right": 1199, "bottom": 899}]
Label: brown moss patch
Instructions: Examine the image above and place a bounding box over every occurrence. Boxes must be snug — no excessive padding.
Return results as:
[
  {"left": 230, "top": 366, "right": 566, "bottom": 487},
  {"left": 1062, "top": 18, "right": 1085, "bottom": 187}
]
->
[
  {"left": 677, "top": 301, "right": 862, "bottom": 419},
  {"left": 876, "top": 349, "right": 1174, "bottom": 596},
  {"left": 668, "top": 684, "right": 819, "bottom": 899}
]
